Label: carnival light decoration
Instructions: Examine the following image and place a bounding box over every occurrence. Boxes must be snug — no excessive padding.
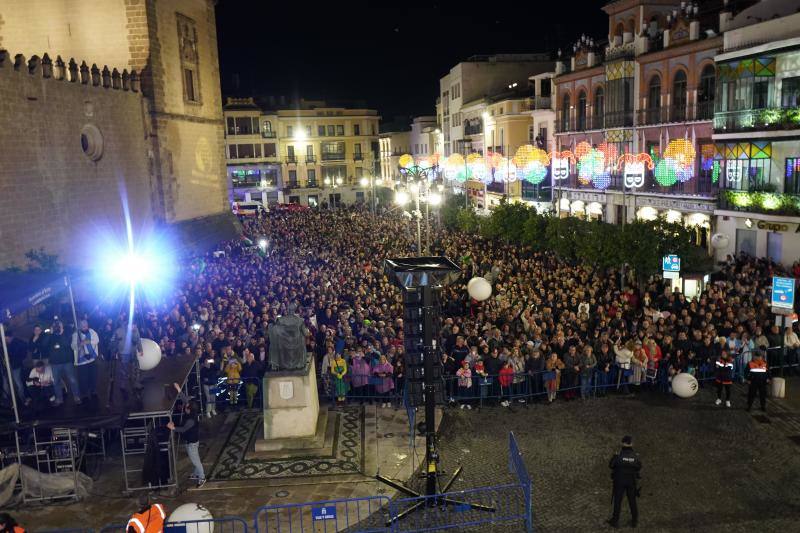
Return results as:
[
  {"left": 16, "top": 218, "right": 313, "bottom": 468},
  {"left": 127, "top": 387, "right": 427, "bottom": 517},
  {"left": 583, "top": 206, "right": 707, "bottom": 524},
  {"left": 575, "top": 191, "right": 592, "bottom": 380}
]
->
[
  {"left": 654, "top": 139, "right": 696, "bottom": 186},
  {"left": 513, "top": 145, "right": 550, "bottom": 185},
  {"left": 573, "top": 141, "right": 612, "bottom": 189},
  {"left": 466, "top": 153, "right": 489, "bottom": 182},
  {"left": 617, "top": 153, "right": 654, "bottom": 189},
  {"left": 399, "top": 154, "right": 415, "bottom": 169},
  {"left": 550, "top": 150, "right": 574, "bottom": 181}
]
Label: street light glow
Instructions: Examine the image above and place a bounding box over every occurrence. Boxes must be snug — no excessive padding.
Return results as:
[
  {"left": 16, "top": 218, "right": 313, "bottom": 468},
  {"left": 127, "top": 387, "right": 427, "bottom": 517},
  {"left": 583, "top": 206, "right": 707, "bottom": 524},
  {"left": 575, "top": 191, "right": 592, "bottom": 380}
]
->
[
  {"left": 395, "top": 191, "right": 410, "bottom": 205},
  {"left": 294, "top": 128, "right": 307, "bottom": 142},
  {"left": 258, "top": 238, "right": 268, "bottom": 250},
  {"left": 428, "top": 193, "right": 442, "bottom": 206},
  {"left": 409, "top": 182, "right": 420, "bottom": 193},
  {"left": 360, "top": 177, "right": 369, "bottom": 187}
]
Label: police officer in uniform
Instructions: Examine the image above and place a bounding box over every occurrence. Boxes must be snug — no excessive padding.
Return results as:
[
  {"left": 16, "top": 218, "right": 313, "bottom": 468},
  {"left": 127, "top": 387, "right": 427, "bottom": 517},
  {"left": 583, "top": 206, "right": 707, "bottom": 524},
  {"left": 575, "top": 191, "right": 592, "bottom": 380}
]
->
[
  {"left": 607, "top": 435, "right": 641, "bottom": 528},
  {"left": 746, "top": 348, "right": 770, "bottom": 412}
]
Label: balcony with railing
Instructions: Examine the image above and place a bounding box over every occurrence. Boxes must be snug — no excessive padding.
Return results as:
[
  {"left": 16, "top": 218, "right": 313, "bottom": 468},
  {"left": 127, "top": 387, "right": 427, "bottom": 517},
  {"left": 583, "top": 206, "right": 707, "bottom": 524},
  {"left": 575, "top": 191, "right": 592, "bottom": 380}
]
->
[
  {"left": 322, "top": 152, "right": 346, "bottom": 161},
  {"left": 464, "top": 122, "right": 483, "bottom": 136},
  {"left": 261, "top": 130, "right": 277, "bottom": 138},
  {"left": 714, "top": 106, "right": 800, "bottom": 133},
  {"left": 555, "top": 113, "right": 605, "bottom": 133},
  {"left": 305, "top": 155, "right": 317, "bottom": 164},
  {"left": 637, "top": 102, "right": 715, "bottom": 126},
  {"left": 604, "top": 110, "right": 633, "bottom": 128},
  {"left": 285, "top": 155, "right": 297, "bottom": 164}
]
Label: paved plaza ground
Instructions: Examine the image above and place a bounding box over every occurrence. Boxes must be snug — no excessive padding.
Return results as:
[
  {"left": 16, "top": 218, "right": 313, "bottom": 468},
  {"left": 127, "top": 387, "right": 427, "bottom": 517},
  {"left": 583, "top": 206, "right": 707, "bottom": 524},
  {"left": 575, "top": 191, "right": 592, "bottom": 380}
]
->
[{"left": 13, "top": 379, "right": 800, "bottom": 532}]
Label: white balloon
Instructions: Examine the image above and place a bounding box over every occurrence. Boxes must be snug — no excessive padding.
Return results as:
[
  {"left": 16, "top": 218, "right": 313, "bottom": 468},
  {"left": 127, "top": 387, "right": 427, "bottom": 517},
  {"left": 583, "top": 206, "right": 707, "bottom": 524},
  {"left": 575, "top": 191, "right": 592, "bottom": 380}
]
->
[
  {"left": 168, "top": 503, "right": 214, "bottom": 533},
  {"left": 467, "top": 277, "right": 492, "bottom": 302},
  {"left": 672, "top": 372, "right": 698, "bottom": 398},
  {"left": 138, "top": 338, "right": 162, "bottom": 371},
  {"left": 710, "top": 233, "right": 730, "bottom": 250}
]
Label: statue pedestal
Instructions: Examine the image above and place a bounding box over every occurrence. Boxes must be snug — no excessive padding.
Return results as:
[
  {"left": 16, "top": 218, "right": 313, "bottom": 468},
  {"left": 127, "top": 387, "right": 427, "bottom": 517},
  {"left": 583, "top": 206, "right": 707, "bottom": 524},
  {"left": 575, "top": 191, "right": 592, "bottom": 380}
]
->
[{"left": 259, "top": 358, "right": 319, "bottom": 441}]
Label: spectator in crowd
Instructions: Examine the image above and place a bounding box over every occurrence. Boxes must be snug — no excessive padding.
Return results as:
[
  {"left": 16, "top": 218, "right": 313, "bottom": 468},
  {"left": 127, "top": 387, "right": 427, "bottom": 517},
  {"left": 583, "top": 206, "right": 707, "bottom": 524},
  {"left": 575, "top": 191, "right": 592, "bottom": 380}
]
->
[
  {"left": 46, "top": 320, "right": 81, "bottom": 406},
  {"left": 3, "top": 329, "right": 28, "bottom": 404},
  {"left": 544, "top": 352, "right": 565, "bottom": 403},
  {"left": 579, "top": 346, "right": 597, "bottom": 400},
  {"left": 200, "top": 356, "right": 218, "bottom": 417},
  {"left": 240, "top": 350, "right": 263, "bottom": 409},
  {"left": 26, "top": 360, "right": 55, "bottom": 413},
  {"left": 71, "top": 320, "right": 99, "bottom": 401},
  {"left": 372, "top": 355, "right": 394, "bottom": 408},
  {"left": 331, "top": 352, "right": 348, "bottom": 406},
  {"left": 456, "top": 360, "right": 472, "bottom": 409},
  {"left": 223, "top": 355, "right": 242, "bottom": 408},
  {"left": 349, "top": 351, "right": 372, "bottom": 404}
]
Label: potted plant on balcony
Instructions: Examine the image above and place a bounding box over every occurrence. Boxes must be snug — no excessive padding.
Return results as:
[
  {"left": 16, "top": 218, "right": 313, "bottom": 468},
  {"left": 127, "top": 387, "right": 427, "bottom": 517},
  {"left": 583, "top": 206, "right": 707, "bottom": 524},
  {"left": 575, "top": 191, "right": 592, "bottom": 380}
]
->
[{"left": 757, "top": 108, "right": 782, "bottom": 130}]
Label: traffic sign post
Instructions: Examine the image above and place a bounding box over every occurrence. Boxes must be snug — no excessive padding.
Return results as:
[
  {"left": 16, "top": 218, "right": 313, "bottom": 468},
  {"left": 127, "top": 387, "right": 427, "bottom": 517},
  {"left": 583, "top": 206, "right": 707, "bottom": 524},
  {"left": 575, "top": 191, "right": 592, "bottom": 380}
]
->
[
  {"left": 771, "top": 277, "right": 796, "bottom": 376},
  {"left": 662, "top": 255, "right": 681, "bottom": 273}
]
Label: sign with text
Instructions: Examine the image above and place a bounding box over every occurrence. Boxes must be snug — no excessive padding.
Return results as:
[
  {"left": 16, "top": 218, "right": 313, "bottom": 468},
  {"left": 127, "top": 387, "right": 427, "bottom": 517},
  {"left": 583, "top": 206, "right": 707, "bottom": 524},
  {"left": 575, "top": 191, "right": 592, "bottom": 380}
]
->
[
  {"left": 771, "top": 276, "right": 795, "bottom": 313},
  {"left": 312, "top": 506, "right": 337, "bottom": 522},
  {"left": 662, "top": 255, "right": 681, "bottom": 272}
]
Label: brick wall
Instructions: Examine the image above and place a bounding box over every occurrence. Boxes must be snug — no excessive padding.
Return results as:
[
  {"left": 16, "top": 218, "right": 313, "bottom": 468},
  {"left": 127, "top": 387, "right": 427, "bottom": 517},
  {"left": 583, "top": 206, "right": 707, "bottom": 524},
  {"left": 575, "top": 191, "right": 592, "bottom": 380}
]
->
[{"left": 0, "top": 53, "right": 152, "bottom": 269}]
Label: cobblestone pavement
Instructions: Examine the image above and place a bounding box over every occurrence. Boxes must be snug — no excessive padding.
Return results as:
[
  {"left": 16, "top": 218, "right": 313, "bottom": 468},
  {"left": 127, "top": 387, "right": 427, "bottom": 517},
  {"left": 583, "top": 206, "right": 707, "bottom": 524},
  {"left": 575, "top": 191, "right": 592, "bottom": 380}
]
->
[{"left": 427, "top": 381, "right": 800, "bottom": 532}]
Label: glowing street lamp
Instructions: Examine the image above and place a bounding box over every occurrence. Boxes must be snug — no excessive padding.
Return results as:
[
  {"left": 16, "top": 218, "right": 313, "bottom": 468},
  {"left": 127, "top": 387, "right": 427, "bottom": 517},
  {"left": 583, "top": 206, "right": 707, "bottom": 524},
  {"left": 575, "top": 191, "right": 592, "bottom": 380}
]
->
[{"left": 395, "top": 190, "right": 410, "bottom": 205}]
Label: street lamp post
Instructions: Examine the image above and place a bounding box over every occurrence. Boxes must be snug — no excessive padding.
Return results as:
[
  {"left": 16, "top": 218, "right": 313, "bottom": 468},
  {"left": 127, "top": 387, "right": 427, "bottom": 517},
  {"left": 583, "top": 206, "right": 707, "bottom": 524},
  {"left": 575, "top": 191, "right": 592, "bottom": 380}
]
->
[{"left": 395, "top": 157, "right": 442, "bottom": 256}]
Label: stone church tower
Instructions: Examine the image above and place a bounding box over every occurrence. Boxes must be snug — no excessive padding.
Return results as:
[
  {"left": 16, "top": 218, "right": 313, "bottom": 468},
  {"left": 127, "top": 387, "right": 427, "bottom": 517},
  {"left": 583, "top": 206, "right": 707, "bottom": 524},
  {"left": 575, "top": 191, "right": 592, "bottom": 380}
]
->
[{"left": 0, "top": 0, "right": 229, "bottom": 226}]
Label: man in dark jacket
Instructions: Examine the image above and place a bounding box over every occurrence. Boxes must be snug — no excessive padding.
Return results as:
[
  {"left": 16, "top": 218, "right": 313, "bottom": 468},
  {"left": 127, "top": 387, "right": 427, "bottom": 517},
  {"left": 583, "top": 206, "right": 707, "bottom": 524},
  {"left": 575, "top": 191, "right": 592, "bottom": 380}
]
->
[
  {"left": 46, "top": 321, "right": 81, "bottom": 406},
  {"left": 167, "top": 383, "right": 205, "bottom": 488},
  {"left": 240, "top": 351, "right": 263, "bottom": 408},
  {"left": 3, "top": 329, "right": 28, "bottom": 403},
  {"left": 607, "top": 435, "right": 642, "bottom": 528}
]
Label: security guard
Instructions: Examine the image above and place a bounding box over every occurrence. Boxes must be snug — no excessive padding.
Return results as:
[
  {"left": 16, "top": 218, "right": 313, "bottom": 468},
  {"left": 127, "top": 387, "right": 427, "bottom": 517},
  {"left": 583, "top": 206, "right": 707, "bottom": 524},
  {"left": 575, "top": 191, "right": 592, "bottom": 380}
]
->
[
  {"left": 746, "top": 349, "right": 770, "bottom": 413},
  {"left": 126, "top": 493, "right": 166, "bottom": 533},
  {"left": 607, "top": 435, "right": 641, "bottom": 529}
]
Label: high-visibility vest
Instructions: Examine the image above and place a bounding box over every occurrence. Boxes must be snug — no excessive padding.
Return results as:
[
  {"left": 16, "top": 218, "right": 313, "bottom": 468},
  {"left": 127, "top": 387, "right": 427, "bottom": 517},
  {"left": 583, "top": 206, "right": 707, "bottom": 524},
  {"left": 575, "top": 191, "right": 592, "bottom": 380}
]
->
[{"left": 126, "top": 503, "right": 166, "bottom": 533}]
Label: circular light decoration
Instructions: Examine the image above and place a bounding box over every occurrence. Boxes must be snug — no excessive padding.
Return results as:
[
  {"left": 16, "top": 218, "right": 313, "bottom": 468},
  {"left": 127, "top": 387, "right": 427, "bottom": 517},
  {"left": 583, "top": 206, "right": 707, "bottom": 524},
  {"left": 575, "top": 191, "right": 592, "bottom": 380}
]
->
[
  {"left": 654, "top": 159, "right": 678, "bottom": 186},
  {"left": 484, "top": 151, "right": 502, "bottom": 170},
  {"left": 515, "top": 147, "right": 550, "bottom": 185},
  {"left": 664, "top": 139, "right": 696, "bottom": 183},
  {"left": 466, "top": 153, "right": 489, "bottom": 182},
  {"left": 578, "top": 148, "right": 610, "bottom": 188},
  {"left": 574, "top": 141, "right": 592, "bottom": 160},
  {"left": 399, "top": 154, "right": 415, "bottom": 169},
  {"left": 494, "top": 159, "right": 517, "bottom": 182},
  {"left": 597, "top": 142, "right": 618, "bottom": 166}
]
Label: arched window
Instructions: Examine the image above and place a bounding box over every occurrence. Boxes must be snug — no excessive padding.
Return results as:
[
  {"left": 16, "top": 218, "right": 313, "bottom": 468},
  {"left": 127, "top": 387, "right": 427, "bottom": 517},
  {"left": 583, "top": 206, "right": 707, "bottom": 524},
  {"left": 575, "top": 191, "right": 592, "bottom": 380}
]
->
[
  {"left": 593, "top": 87, "right": 604, "bottom": 129},
  {"left": 672, "top": 70, "right": 687, "bottom": 121},
  {"left": 561, "top": 94, "right": 571, "bottom": 131},
  {"left": 577, "top": 91, "right": 587, "bottom": 130},
  {"left": 698, "top": 65, "right": 715, "bottom": 119},
  {"left": 647, "top": 75, "right": 661, "bottom": 124}
]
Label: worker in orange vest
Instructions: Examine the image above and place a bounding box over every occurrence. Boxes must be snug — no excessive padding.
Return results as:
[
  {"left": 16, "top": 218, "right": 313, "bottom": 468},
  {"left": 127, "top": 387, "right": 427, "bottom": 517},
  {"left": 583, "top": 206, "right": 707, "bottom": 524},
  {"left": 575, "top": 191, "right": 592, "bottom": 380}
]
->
[
  {"left": 0, "top": 512, "right": 25, "bottom": 533},
  {"left": 126, "top": 493, "right": 166, "bottom": 533},
  {"left": 746, "top": 349, "right": 770, "bottom": 413}
]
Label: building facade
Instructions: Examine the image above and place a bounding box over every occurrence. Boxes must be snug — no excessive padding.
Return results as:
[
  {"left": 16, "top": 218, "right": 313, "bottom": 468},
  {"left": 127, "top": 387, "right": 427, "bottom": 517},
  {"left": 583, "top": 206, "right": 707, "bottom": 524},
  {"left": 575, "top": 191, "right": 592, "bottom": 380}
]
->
[
  {"left": 711, "top": 8, "right": 800, "bottom": 264},
  {"left": 223, "top": 98, "right": 381, "bottom": 208},
  {"left": 379, "top": 129, "right": 411, "bottom": 183},
  {"left": 0, "top": 0, "right": 232, "bottom": 267},
  {"left": 440, "top": 54, "right": 553, "bottom": 158},
  {"left": 554, "top": 0, "right": 723, "bottom": 230}
]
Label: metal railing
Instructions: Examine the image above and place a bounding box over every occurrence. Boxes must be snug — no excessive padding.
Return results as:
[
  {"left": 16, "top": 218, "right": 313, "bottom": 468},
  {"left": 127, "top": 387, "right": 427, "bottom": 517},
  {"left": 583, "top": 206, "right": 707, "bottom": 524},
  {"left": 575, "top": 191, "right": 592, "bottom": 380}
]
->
[
  {"left": 714, "top": 106, "right": 800, "bottom": 132},
  {"left": 285, "top": 156, "right": 297, "bottom": 164},
  {"left": 305, "top": 155, "right": 317, "bottom": 163},
  {"left": 254, "top": 496, "right": 392, "bottom": 533},
  {"left": 638, "top": 102, "right": 714, "bottom": 125},
  {"left": 262, "top": 131, "right": 277, "bottom": 138},
  {"left": 322, "top": 153, "right": 346, "bottom": 161},
  {"left": 353, "top": 153, "right": 364, "bottom": 161}
]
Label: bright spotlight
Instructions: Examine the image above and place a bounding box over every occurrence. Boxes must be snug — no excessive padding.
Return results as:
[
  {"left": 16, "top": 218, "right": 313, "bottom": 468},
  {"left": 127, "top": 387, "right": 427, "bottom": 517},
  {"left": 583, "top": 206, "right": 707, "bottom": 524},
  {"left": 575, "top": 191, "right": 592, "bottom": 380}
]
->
[
  {"left": 112, "top": 253, "right": 154, "bottom": 285},
  {"left": 258, "top": 238, "right": 268, "bottom": 250},
  {"left": 428, "top": 193, "right": 442, "bottom": 206},
  {"left": 409, "top": 182, "right": 420, "bottom": 193},
  {"left": 395, "top": 191, "right": 410, "bottom": 205},
  {"left": 360, "top": 177, "right": 369, "bottom": 187}
]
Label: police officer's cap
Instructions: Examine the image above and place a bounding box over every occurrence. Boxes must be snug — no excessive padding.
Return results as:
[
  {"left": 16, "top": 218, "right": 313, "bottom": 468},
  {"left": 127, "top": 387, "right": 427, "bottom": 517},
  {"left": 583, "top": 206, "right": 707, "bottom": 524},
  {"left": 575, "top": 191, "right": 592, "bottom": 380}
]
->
[{"left": 621, "top": 435, "right": 633, "bottom": 447}]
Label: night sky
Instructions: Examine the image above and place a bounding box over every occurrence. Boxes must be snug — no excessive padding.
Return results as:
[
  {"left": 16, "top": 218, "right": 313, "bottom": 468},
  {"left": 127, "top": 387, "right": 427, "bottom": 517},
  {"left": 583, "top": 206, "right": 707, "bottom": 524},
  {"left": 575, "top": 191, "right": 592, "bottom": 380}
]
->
[{"left": 215, "top": 1, "right": 608, "bottom": 120}]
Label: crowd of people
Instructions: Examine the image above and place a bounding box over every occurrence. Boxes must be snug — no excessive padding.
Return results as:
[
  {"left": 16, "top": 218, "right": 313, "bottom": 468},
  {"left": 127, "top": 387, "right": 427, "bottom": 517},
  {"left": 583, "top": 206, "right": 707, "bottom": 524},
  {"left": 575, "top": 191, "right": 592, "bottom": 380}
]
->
[{"left": 3, "top": 205, "right": 800, "bottom": 418}]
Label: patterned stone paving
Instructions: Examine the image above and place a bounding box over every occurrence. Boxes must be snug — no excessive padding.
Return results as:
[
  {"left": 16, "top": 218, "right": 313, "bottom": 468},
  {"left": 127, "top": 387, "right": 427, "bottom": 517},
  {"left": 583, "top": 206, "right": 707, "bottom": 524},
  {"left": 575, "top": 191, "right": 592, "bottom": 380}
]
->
[{"left": 209, "top": 406, "right": 365, "bottom": 480}]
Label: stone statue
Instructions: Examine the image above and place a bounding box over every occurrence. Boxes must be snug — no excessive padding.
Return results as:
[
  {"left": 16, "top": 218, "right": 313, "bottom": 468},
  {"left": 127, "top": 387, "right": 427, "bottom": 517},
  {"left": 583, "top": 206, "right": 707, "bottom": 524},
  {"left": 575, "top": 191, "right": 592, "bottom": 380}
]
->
[{"left": 268, "top": 304, "right": 310, "bottom": 371}]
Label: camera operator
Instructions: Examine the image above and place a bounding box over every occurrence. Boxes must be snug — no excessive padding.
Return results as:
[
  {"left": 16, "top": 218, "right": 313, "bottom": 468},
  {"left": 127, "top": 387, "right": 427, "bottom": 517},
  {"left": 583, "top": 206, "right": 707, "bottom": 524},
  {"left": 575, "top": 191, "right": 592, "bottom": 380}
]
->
[{"left": 26, "top": 360, "right": 55, "bottom": 413}]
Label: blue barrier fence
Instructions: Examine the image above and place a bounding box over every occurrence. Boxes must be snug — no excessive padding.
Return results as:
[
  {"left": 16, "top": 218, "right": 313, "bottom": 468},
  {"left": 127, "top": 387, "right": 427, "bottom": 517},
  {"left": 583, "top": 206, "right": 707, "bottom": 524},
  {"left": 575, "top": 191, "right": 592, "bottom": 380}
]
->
[
  {"left": 509, "top": 432, "right": 533, "bottom": 533},
  {"left": 254, "top": 496, "right": 392, "bottom": 533}
]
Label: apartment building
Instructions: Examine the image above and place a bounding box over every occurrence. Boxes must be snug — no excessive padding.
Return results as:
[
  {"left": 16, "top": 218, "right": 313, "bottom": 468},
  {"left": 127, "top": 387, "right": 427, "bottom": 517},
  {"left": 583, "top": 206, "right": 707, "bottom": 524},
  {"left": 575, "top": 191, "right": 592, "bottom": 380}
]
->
[
  {"left": 224, "top": 98, "right": 380, "bottom": 208},
  {"left": 439, "top": 54, "right": 554, "bottom": 158},
  {"left": 711, "top": 5, "right": 800, "bottom": 264}
]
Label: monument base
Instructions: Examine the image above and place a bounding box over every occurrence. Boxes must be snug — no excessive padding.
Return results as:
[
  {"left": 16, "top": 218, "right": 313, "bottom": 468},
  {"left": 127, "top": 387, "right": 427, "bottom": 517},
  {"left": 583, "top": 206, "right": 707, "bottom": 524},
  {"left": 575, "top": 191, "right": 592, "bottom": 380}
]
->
[{"left": 259, "top": 358, "right": 320, "bottom": 442}]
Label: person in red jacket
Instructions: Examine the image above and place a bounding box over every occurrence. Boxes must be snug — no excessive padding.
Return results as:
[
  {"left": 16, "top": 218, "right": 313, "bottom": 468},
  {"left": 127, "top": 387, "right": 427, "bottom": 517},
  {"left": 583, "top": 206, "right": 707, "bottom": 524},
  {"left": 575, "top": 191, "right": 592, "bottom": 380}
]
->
[
  {"left": 499, "top": 360, "right": 514, "bottom": 407},
  {"left": 714, "top": 350, "right": 734, "bottom": 408}
]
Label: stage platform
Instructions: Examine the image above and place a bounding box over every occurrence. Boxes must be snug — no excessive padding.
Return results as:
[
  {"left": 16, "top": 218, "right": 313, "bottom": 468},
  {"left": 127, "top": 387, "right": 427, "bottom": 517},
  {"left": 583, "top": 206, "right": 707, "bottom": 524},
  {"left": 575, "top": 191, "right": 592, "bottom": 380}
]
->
[{"left": 1, "top": 354, "right": 198, "bottom": 430}]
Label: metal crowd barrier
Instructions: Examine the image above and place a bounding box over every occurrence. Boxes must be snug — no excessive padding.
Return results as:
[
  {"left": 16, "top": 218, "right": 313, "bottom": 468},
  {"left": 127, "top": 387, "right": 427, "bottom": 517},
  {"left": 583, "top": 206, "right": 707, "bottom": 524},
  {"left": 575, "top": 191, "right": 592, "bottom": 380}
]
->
[{"left": 254, "top": 495, "right": 392, "bottom": 533}]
